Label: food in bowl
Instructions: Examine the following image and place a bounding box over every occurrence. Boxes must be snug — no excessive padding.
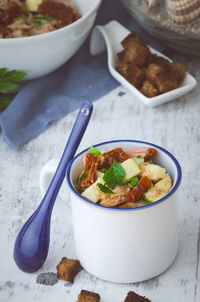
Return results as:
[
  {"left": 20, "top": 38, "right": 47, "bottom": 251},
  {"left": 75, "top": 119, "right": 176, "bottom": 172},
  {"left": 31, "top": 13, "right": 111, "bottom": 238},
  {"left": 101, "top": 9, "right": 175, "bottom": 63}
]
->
[
  {"left": 0, "top": 0, "right": 81, "bottom": 38},
  {"left": 76, "top": 146, "right": 173, "bottom": 208},
  {"left": 116, "top": 31, "right": 186, "bottom": 98}
]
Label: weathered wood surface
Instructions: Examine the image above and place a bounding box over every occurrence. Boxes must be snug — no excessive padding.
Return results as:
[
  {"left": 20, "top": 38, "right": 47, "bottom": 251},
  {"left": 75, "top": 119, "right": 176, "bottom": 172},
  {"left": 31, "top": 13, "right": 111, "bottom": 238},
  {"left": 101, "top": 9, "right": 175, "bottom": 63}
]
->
[{"left": 0, "top": 50, "right": 199, "bottom": 302}]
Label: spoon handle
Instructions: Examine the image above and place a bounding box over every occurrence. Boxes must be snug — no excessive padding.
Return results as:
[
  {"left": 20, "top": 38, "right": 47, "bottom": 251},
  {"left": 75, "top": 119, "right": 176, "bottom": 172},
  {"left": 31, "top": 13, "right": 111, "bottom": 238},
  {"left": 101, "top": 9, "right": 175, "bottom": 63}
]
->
[
  {"left": 14, "top": 101, "right": 93, "bottom": 273},
  {"left": 41, "top": 101, "right": 93, "bottom": 213}
]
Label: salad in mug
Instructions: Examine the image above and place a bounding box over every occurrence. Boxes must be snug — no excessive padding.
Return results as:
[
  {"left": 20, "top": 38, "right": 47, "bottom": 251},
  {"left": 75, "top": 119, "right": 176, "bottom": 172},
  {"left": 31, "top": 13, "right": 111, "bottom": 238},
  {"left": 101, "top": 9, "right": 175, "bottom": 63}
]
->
[{"left": 76, "top": 146, "right": 173, "bottom": 208}]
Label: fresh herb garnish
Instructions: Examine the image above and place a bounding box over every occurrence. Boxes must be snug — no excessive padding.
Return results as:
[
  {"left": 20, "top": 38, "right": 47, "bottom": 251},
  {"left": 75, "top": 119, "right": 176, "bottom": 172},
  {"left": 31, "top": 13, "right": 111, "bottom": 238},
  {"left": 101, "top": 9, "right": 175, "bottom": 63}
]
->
[
  {"left": 78, "top": 170, "right": 87, "bottom": 184},
  {"left": 100, "top": 168, "right": 107, "bottom": 173},
  {"left": 0, "top": 68, "right": 26, "bottom": 94},
  {"left": 141, "top": 199, "right": 152, "bottom": 205},
  {"left": 149, "top": 160, "right": 153, "bottom": 164},
  {"left": 14, "top": 16, "right": 24, "bottom": 22},
  {"left": 33, "top": 15, "right": 54, "bottom": 27},
  {"left": 97, "top": 183, "right": 114, "bottom": 194},
  {"left": 137, "top": 155, "right": 142, "bottom": 159},
  {"left": 103, "top": 162, "right": 125, "bottom": 189},
  {"left": 88, "top": 146, "right": 101, "bottom": 156},
  {"left": 0, "top": 97, "right": 13, "bottom": 111},
  {"left": 128, "top": 176, "right": 139, "bottom": 186},
  {"left": 0, "top": 68, "right": 26, "bottom": 110}
]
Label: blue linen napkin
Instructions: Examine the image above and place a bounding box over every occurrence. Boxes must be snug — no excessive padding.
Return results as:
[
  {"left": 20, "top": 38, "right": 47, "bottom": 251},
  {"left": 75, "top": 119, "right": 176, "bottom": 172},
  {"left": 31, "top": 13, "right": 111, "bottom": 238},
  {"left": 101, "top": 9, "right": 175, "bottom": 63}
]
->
[{"left": 0, "top": 0, "right": 165, "bottom": 149}]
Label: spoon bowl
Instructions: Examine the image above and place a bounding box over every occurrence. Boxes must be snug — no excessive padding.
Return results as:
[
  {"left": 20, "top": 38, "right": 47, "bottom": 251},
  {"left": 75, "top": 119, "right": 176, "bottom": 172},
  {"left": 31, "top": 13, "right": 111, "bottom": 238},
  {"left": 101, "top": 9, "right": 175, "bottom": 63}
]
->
[{"left": 90, "top": 20, "right": 197, "bottom": 107}]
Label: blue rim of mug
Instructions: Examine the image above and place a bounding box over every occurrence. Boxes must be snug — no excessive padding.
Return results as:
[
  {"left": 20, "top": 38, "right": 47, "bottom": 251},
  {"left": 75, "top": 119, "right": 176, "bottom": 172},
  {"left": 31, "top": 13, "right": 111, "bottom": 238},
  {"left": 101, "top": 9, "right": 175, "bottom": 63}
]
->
[{"left": 66, "top": 140, "right": 182, "bottom": 211}]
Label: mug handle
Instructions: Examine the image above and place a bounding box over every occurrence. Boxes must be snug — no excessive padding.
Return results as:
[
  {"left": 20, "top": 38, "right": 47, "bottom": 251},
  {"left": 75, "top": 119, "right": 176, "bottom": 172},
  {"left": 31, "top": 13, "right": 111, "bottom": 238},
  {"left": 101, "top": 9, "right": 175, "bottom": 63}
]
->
[{"left": 40, "top": 158, "right": 67, "bottom": 212}]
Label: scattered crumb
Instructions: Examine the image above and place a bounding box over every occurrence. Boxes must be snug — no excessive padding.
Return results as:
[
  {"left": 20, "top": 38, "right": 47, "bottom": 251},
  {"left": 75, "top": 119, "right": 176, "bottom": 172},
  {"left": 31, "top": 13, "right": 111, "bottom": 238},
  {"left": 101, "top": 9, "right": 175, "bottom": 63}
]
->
[
  {"left": 76, "top": 289, "right": 100, "bottom": 302},
  {"left": 124, "top": 291, "right": 151, "bottom": 302},
  {"left": 178, "top": 108, "right": 183, "bottom": 113},
  {"left": 36, "top": 272, "right": 58, "bottom": 286},
  {"left": 56, "top": 257, "right": 82, "bottom": 283},
  {"left": 118, "top": 91, "right": 126, "bottom": 96}
]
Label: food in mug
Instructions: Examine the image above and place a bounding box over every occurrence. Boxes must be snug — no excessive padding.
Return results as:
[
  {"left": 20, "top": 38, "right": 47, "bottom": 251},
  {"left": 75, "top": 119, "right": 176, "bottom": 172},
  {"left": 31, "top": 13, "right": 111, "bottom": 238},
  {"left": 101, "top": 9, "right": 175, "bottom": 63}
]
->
[
  {"left": 116, "top": 32, "right": 186, "bottom": 97},
  {"left": 124, "top": 291, "right": 151, "bottom": 302},
  {"left": 76, "top": 289, "right": 101, "bottom": 302},
  {"left": 0, "top": 0, "right": 81, "bottom": 38},
  {"left": 76, "top": 146, "right": 173, "bottom": 208},
  {"left": 56, "top": 257, "right": 82, "bottom": 283}
]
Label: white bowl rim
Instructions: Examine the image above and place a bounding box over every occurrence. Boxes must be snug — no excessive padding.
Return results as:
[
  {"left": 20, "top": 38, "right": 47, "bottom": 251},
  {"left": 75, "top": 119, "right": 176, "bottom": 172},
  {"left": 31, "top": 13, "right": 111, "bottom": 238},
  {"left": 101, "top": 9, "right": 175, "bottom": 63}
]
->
[
  {"left": 0, "top": 0, "right": 102, "bottom": 44},
  {"left": 66, "top": 139, "right": 182, "bottom": 211}
]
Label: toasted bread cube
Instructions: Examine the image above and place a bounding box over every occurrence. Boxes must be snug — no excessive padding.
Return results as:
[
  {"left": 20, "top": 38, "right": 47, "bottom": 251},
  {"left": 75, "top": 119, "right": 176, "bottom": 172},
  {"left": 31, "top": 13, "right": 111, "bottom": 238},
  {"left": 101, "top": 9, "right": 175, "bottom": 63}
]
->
[
  {"left": 155, "top": 72, "right": 178, "bottom": 93},
  {"left": 81, "top": 177, "right": 104, "bottom": 203},
  {"left": 116, "top": 62, "right": 145, "bottom": 89},
  {"left": 121, "top": 32, "right": 146, "bottom": 49},
  {"left": 121, "top": 158, "right": 141, "bottom": 182},
  {"left": 77, "top": 289, "right": 100, "bottom": 302},
  {"left": 124, "top": 290, "right": 151, "bottom": 302},
  {"left": 145, "top": 63, "right": 164, "bottom": 81},
  {"left": 56, "top": 257, "right": 82, "bottom": 283},
  {"left": 170, "top": 62, "right": 186, "bottom": 84},
  {"left": 140, "top": 80, "right": 158, "bottom": 97},
  {"left": 140, "top": 164, "right": 166, "bottom": 182},
  {"left": 123, "top": 43, "right": 150, "bottom": 68},
  {"left": 144, "top": 175, "right": 172, "bottom": 202}
]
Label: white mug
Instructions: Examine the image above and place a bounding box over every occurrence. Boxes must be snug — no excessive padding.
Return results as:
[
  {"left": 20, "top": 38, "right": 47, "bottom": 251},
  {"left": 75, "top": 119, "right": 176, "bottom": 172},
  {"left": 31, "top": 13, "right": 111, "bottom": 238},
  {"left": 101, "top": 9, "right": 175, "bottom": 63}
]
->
[{"left": 40, "top": 140, "right": 182, "bottom": 283}]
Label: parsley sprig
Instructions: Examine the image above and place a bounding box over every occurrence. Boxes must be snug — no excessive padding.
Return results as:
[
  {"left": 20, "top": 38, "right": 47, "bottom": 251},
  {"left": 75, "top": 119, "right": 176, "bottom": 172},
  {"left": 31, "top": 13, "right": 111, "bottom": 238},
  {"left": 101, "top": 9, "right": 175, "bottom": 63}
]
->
[
  {"left": 97, "top": 162, "right": 125, "bottom": 194},
  {"left": 0, "top": 68, "right": 26, "bottom": 111}
]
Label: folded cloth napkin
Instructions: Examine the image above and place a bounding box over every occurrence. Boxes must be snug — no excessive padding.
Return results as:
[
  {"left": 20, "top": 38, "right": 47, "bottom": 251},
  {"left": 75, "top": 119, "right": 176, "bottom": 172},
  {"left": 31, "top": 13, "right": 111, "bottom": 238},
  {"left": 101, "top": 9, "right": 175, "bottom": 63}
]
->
[{"left": 0, "top": 0, "right": 165, "bottom": 149}]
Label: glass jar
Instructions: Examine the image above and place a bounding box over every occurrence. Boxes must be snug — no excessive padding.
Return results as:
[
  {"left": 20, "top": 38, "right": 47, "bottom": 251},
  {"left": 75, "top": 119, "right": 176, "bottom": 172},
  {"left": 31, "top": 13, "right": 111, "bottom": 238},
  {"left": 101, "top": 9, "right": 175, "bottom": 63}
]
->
[{"left": 121, "top": 0, "right": 200, "bottom": 55}]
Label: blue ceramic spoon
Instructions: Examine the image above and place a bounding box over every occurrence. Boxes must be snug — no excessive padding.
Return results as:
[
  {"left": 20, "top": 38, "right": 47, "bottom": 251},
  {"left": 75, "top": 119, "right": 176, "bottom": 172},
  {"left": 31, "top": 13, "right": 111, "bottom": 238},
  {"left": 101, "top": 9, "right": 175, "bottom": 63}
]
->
[{"left": 14, "top": 101, "right": 93, "bottom": 273}]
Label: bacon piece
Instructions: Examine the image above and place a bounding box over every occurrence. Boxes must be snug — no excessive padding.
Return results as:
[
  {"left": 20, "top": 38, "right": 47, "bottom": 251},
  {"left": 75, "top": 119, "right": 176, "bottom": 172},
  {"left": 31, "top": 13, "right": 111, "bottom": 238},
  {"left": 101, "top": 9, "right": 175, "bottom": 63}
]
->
[
  {"left": 126, "top": 147, "right": 157, "bottom": 160},
  {"left": 38, "top": 0, "right": 76, "bottom": 23},
  {"left": 126, "top": 176, "right": 152, "bottom": 203},
  {"left": 80, "top": 153, "right": 98, "bottom": 189},
  {"left": 98, "top": 147, "right": 129, "bottom": 169},
  {"left": 0, "top": 0, "right": 25, "bottom": 26}
]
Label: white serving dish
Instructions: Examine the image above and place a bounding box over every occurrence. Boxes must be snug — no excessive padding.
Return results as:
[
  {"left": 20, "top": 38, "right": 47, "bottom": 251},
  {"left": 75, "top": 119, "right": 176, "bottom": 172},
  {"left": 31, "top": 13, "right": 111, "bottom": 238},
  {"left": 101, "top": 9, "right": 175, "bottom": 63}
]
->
[
  {"left": 0, "top": 0, "right": 102, "bottom": 80},
  {"left": 90, "top": 20, "right": 197, "bottom": 107}
]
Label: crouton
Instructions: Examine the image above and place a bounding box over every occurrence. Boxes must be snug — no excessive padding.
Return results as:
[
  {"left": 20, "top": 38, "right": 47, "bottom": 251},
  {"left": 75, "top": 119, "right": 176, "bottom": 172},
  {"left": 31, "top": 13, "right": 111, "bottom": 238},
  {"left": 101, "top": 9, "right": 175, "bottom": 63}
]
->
[
  {"left": 117, "top": 62, "right": 145, "bottom": 89},
  {"left": 140, "top": 80, "right": 158, "bottom": 97},
  {"left": 145, "top": 63, "right": 164, "bottom": 82},
  {"left": 122, "top": 43, "right": 150, "bottom": 68},
  {"left": 56, "top": 257, "right": 82, "bottom": 283},
  {"left": 77, "top": 289, "right": 100, "bottom": 302},
  {"left": 170, "top": 62, "right": 186, "bottom": 84},
  {"left": 121, "top": 32, "right": 146, "bottom": 49},
  {"left": 124, "top": 291, "right": 151, "bottom": 302},
  {"left": 155, "top": 72, "right": 178, "bottom": 94}
]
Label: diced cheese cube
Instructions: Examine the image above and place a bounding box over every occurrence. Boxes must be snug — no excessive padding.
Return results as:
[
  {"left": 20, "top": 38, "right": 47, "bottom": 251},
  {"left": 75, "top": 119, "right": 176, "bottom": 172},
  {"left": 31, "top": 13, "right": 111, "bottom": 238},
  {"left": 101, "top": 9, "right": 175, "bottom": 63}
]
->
[
  {"left": 133, "top": 156, "right": 144, "bottom": 166},
  {"left": 81, "top": 177, "right": 104, "bottom": 203},
  {"left": 26, "top": 0, "right": 42, "bottom": 12},
  {"left": 96, "top": 171, "right": 104, "bottom": 179},
  {"left": 141, "top": 164, "right": 166, "bottom": 181},
  {"left": 121, "top": 158, "right": 141, "bottom": 182},
  {"left": 144, "top": 175, "right": 172, "bottom": 202}
]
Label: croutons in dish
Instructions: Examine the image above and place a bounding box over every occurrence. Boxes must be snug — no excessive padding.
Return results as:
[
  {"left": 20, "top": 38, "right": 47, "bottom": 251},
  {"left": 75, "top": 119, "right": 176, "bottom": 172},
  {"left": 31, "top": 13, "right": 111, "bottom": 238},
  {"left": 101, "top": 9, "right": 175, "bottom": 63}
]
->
[
  {"left": 116, "top": 32, "right": 186, "bottom": 98},
  {"left": 76, "top": 146, "right": 173, "bottom": 208},
  {"left": 0, "top": 0, "right": 81, "bottom": 38}
]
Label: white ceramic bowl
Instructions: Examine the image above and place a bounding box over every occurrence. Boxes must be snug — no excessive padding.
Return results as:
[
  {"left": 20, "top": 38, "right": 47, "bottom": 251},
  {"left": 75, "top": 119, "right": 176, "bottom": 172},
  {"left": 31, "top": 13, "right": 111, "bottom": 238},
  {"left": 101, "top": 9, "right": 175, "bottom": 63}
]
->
[
  {"left": 0, "top": 0, "right": 102, "bottom": 80},
  {"left": 40, "top": 140, "right": 182, "bottom": 283}
]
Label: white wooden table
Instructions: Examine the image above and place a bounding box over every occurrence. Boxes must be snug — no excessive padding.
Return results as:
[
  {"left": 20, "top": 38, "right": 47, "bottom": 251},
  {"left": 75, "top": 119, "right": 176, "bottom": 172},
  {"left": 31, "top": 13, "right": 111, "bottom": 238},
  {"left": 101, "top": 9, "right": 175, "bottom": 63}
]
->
[{"left": 0, "top": 50, "right": 200, "bottom": 302}]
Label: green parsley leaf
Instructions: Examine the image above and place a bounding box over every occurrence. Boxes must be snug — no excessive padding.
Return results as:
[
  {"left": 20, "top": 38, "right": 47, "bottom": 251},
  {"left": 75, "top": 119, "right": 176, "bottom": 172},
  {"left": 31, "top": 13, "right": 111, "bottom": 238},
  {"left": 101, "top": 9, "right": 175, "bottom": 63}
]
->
[
  {"left": 137, "top": 155, "right": 142, "bottom": 159},
  {"left": 141, "top": 199, "right": 152, "bottom": 205},
  {"left": 100, "top": 168, "right": 107, "bottom": 173},
  {"left": 88, "top": 146, "right": 101, "bottom": 156},
  {"left": 149, "top": 160, "right": 153, "bottom": 164},
  {"left": 103, "top": 162, "right": 125, "bottom": 189},
  {"left": 78, "top": 170, "right": 87, "bottom": 184},
  {"left": 97, "top": 183, "right": 114, "bottom": 194},
  {"left": 0, "top": 68, "right": 26, "bottom": 94},
  {"left": 129, "top": 176, "right": 139, "bottom": 186},
  {"left": 0, "top": 97, "right": 13, "bottom": 111}
]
